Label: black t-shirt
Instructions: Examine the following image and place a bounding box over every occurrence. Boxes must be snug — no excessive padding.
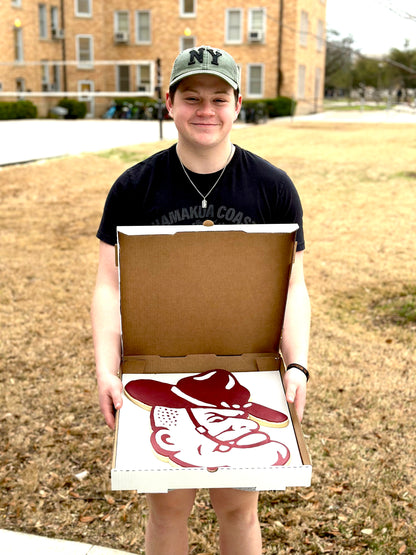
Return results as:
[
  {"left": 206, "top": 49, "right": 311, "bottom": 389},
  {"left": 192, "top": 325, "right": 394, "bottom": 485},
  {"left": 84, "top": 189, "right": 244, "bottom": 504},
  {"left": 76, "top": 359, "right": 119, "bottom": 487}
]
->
[{"left": 97, "top": 144, "right": 305, "bottom": 250}]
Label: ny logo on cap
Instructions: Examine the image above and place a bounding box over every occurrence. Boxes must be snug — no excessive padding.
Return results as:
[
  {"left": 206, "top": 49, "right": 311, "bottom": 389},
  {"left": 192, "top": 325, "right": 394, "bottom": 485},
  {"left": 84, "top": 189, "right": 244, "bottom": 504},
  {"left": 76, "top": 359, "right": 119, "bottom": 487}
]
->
[{"left": 188, "top": 47, "right": 222, "bottom": 67}]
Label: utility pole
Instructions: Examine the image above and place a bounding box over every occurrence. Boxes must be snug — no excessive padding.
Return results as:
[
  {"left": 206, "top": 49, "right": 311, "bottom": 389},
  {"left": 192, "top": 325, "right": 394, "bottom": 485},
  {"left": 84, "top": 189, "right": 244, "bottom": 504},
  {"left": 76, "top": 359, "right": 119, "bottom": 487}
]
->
[
  {"left": 155, "top": 58, "right": 163, "bottom": 140},
  {"left": 277, "top": 0, "right": 284, "bottom": 97}
]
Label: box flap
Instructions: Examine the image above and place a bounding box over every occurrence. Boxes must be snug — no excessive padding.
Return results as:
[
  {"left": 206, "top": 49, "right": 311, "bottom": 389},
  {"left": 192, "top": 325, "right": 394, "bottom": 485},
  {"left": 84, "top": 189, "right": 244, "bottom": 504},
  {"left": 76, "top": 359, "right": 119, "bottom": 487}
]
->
[{"left": 117, "top": 224, "right": 298, "bottom": 358}]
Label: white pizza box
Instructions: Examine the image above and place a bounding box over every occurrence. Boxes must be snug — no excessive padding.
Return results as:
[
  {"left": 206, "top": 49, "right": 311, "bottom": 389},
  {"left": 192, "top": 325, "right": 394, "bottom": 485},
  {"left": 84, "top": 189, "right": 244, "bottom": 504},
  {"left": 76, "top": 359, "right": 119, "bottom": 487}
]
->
[{"left": 111, "top": 223, "right": 312, "bottom": 492}]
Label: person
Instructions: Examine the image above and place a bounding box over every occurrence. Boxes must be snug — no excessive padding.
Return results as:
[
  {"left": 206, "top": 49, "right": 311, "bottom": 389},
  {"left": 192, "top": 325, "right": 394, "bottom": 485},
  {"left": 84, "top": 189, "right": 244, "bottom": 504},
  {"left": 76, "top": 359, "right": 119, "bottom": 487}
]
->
[{"left": 91, "top": 45, "right": 310, "bottom": 555}]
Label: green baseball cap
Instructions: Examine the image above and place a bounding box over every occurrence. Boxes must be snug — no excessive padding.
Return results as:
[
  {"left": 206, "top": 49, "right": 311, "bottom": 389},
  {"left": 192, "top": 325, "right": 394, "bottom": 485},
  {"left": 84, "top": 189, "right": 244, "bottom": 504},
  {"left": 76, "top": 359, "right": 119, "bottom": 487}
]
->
[{"left": 170, "top": 45, "right": 240, "bottom": 90}]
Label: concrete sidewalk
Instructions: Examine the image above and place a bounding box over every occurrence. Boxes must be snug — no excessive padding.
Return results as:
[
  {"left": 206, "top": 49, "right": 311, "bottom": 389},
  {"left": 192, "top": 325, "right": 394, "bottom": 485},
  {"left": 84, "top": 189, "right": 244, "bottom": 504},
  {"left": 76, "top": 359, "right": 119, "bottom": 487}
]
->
[
  {"left": 1, "top": 107, "right": 415, "bottom": 167},
  {"left": 0, "top": 118, "right": 179, "bottom": 166},
  {"left": 0, "top": 529, "right": 136, "bottom": 555}
]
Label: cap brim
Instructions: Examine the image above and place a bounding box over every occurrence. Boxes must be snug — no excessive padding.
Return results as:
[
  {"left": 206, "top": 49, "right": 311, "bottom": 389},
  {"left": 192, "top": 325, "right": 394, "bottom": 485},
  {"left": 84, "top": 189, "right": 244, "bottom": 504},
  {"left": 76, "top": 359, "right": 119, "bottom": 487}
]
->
[{"left": 170, "top": 69, "right": 238, "bottom": 90}]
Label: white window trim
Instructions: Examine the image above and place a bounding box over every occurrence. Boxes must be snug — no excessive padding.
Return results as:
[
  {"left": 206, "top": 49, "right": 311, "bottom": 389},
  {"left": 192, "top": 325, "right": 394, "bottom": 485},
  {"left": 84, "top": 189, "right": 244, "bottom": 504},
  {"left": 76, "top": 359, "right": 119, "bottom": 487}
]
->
[
  {"left": 12, "top": 0, "right": 22, "bottom": 7},
  {"left": 75, "top": 0, "right": 92, "bottom": 18},
  {"left": 78, "top": 80, "right": 94, "bottom": 117},
  {"left": 180, "top": 35, "right": 196, "bottom": 51},
  {"left": 316, "top": 19, "right": 324, "bottom": 52},
  {"left": 248, "top": 8, "right": 266, "bottom": 33},
  {"left": 300, "top": 10, "right": 308, "bottom": 47},
  {"left": 116, "top": 64, "right": 130, "bottom": 92},
  {"left": 76, "top": 34, "right": 94, "bottom": 68},
  {"left": 225, "top": 8, "right": 243, "bottom": 45},
  {"left": 39, "top": 4, "right": 48, "bottom": 39},
  {"left": 14, "top": 27, "right": 24, "bottom": 63},
  {"left": 136, "top": 61, "right": 154, "bottom": 95},
  {"left": 114, "top": 10, "right": 129, "bottom": 33},
  {"left": 246, "top": 63, "right": 264, "bottom": 98},
  {"left": 297, "top": 64, "right": 306, "bottom": 99},
  {"left": 135, "top": 10, "right": 151, "bottom": 45},
  {"left": 180, "top": 0, "right": 197, "bottom": 18}
]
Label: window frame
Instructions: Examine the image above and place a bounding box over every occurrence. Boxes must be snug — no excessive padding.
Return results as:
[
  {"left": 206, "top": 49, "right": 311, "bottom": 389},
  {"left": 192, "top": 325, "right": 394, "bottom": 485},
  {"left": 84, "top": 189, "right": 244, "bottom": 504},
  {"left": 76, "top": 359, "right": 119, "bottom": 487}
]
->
[
  {"left": 225, "top": 8, "right": 243, "bottom": 44},
  {"left": 246, "top": 63, "right": 264, "bottom": 98},
  {"left": 136, "top": 61, "right": 153, "bottom": 94},
  {"left": 116, "top": 64, "right": 130, "bottom": 92},
  {"left": 38, "top": 4, "right": 48, "bottom": 39},
  {"left": 76, "top": 34, "right": 94, "bottom": 68},
  {"left": 298, "top": 64, "right": 306, "bottom": 99},
  {"left": 75, "top": 0, "right": 92, "bottom": 18},
  {"left": 14, "top": 26, "right": 24, "bottom": 63},
  {"left": 135, "top": 10, "right": 151, "bottom": 44},
  {"left": 180, "top": 35, "right": 196, "bottom": 51},
  {"left": 300, "top": 10, "right": 308, "bottom": 47},
  {"left": 180, "top": 0, "right": 196, "bottom": 18}
]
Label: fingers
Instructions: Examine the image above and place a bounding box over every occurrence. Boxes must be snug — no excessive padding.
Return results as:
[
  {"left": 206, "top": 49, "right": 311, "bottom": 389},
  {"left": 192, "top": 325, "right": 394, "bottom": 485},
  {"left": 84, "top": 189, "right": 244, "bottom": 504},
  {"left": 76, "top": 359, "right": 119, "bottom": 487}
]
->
[
  {"left": 98, "top": 375, "right": 123, "bottom": 430},
  {"left": 284, "top": 369, "right": 307, "bottom": 423}
]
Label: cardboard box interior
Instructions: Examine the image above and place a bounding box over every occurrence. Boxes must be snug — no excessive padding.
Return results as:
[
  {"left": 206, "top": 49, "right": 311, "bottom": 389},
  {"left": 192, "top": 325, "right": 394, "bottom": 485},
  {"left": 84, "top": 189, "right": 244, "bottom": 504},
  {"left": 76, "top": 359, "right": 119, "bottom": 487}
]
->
[{"left": 111, "top": 224, "right": 311, "bottom": 492}]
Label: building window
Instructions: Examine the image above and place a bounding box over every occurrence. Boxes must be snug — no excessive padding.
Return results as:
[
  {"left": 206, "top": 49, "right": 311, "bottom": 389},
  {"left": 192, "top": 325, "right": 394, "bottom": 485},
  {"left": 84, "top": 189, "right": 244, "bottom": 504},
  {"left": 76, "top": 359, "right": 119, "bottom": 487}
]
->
[
  {"left": 51, "top": 6, "right": 60, "bottom": 35},
  {"left": 225, "top": 9, "right": 242, "bottom": 44},
  {"left": 315, "top": 67, "right": 322, "bottom": 101},
  {"left": 117, "top": 65, "right": 130, "bottom": 92},
  {"left": 52, "top": 63, "right": 60, "bottom": 90},
  {"left": 14, "top": 27, "right": 24, "bottom": 62},
  {"left": 247, "top": 64, "right": 263, "bottom": 97},
  {"left": 78, "top": 80, "right": 94, "bottom": 117},
  {"left": 41, "top": 61, "right": 50, "bottom": 91},
  {"left": 75, "top": 0, "right": 92, "bottom": 17},
  {"left": 115, "top": 11, "right": 129, "bottom": 33},
  {"left": 136, "top": 11, "right": 151, "bottom": 44},
  {"left": 316, "top": 19, "right": 324, "bottom": 52},
  {"left": 181, "top": 36, "right": 195, "bottom": 51},
  {"left": 298, "top": 64, "right": 306, "bottom": 99},
  {"left": 136, "top": 63, "right": 151, "bottom": 93},
  {"left": 39, "top": 4, "right": 48, "bottom": 38},
  {"left": 12, "top": 0, "right": 22, "bottom": 7},
  {"left": 180, "top": 0, "right": 196, "bottom": 18},
  {"left": 248, "top": 8, "right": 265, "bottom": 42},
  {"left": 16, "top": 77, "right": 25, "bottom": 97},
  {"left": 300, "top": 11, "right": 308, "bottom": 47},
  {"left": 76, "top": 35, "right": 93, "bottom": 68}
]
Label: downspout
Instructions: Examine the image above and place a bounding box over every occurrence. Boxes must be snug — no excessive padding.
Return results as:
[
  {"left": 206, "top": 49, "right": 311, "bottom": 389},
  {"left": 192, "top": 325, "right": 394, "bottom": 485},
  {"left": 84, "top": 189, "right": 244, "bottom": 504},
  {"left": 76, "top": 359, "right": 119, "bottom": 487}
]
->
[
  {"left": 277, "top": 0, "right": 284, "bottom": 96},
  {"left": 60, "top": 0, "right": 67, "bottom": 91}
]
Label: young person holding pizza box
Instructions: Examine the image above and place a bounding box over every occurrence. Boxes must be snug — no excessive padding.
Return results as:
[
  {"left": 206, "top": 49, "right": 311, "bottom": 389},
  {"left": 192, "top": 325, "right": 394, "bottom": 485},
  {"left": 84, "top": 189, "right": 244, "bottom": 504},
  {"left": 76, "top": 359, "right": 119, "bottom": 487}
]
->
[{"left": 92, "top": 45, "right": 310, "bottom": 555}]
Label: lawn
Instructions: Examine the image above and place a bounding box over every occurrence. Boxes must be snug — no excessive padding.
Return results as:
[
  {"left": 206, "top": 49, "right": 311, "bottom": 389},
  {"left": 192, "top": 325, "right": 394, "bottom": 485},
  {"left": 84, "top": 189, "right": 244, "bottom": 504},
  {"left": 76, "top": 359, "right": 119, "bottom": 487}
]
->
[{"left": 1, "top": 119, "right": 415, "bottom": 554}]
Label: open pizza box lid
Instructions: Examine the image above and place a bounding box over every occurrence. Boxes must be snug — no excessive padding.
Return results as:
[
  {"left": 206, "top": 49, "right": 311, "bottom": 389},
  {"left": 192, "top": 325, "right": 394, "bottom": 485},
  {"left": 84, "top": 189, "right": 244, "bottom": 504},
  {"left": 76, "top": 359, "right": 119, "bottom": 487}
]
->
[{"left": 111, "top": 224, "right": 312, "bottom": 492}]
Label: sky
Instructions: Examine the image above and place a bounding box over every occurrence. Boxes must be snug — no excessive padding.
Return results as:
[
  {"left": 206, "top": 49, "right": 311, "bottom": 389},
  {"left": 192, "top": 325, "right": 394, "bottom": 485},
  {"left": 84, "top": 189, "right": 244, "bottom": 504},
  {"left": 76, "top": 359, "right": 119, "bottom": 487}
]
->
[{"left": 325, "top": 0, "right": 416, "bottom": 56}]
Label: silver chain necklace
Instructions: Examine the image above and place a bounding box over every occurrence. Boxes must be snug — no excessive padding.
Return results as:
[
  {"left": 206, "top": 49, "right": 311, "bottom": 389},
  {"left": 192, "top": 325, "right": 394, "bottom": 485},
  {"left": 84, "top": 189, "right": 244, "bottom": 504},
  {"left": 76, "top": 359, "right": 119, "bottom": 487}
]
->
[{"left": 178, "top": 146, "right": 234, "bottom": 208}]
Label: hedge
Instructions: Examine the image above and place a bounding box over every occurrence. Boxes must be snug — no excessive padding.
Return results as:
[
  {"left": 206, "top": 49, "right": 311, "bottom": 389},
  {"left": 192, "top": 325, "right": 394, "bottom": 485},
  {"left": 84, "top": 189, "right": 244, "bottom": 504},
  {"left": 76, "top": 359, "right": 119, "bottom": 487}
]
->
[
  {"left": 0, "top": 100, "right": 38, "bottom": 120},
  {"left": 57, "top": 98, "right": 87, "bottom": 119},
  {"left": 241, "top": 96, "right": 296, "bottom": 122}
]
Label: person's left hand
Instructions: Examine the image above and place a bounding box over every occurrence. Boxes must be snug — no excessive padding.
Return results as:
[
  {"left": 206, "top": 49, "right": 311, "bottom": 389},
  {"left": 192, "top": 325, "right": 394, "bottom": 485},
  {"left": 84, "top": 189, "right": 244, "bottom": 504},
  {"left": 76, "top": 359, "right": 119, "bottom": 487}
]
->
[{"left": 283, "top": 368, "right": 307, "bottom": 422}]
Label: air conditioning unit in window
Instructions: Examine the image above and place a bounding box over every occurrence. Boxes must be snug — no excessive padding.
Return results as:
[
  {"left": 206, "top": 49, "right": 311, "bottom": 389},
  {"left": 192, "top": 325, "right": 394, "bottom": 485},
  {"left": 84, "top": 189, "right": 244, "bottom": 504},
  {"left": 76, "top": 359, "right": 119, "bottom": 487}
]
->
[
  {"left": 248, "top": 30, "right": 263, "bottom": 43},
  {"left": 52, "top": 28, "right": 65, "bottom": 39},
  {"left": 115, "top": 32, "right": 129, "bottom": 43}
]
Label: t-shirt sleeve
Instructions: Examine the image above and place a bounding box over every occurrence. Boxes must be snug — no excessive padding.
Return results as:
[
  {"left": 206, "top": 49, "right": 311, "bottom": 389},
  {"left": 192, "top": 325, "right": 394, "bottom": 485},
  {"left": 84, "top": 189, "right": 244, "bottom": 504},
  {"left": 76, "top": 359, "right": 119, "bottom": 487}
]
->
[{"left": 96, "top": 174, "right": 126, "bottom": 246}]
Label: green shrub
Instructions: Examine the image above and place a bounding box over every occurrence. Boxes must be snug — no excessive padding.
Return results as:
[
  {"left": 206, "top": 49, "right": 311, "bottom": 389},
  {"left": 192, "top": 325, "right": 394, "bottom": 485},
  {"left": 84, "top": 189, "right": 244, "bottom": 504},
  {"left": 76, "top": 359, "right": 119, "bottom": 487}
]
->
[
  {"left": 264, "top": 96, "right": 296, "bottom": 117},
  {"left": 0, "top": 100, "right": 37, "bottom": 120},
  {"left": 57, "top": 98, "right": 87, "bottom": 119}
]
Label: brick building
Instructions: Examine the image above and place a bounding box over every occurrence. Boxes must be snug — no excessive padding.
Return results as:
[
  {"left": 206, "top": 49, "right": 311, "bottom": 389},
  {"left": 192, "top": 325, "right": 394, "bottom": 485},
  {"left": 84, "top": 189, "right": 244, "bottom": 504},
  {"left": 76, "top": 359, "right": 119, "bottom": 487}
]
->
[{"left": 0, "top": 0, "right": 326, "bottom": 117}]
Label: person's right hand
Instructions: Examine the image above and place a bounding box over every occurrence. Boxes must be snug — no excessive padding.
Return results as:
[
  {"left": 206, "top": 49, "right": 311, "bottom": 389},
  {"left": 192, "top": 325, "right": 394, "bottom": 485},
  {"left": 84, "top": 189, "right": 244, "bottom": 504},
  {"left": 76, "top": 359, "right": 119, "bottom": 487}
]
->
[{"left": 97, "top": 373, "right": 123, "bottom": 430}]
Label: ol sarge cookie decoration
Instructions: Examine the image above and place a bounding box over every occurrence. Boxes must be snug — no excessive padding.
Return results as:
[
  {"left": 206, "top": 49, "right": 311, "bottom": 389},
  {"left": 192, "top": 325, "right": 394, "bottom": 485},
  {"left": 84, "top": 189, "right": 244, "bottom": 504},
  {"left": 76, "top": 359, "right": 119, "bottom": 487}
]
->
[{"left": 124, "top": 369, "right": 291, "bottom": 471}]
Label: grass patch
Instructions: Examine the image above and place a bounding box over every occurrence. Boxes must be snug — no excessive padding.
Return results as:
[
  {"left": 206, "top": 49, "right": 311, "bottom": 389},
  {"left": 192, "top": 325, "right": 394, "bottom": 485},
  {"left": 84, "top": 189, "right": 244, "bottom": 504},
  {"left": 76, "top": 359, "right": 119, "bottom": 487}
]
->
[{"left": 1, "top": 121, "right": 415, "bottom": 554}]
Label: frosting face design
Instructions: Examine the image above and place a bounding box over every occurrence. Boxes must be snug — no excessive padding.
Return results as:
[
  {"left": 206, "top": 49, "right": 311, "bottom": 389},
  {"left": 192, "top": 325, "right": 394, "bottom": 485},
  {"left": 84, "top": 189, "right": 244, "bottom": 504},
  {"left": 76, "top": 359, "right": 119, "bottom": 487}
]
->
[{"left": 124, "top": 369, "right": 291, "bottom": 470}]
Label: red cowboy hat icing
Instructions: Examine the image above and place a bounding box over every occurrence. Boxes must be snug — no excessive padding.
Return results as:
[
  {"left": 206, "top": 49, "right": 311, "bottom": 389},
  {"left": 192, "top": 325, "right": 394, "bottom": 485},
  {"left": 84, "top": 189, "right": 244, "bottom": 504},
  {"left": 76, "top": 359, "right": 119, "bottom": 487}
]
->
[{"left": 124, "top": 369, "right": 289, "bottom": 426}]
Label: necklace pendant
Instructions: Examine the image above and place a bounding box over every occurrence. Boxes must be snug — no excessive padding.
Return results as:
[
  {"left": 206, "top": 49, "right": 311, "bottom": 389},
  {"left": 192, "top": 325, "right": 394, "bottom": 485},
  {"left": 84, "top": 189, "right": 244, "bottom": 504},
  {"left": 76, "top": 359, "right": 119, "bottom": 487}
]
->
[{"left": 202, "top": 199, "right": 207, "bottom": 209}]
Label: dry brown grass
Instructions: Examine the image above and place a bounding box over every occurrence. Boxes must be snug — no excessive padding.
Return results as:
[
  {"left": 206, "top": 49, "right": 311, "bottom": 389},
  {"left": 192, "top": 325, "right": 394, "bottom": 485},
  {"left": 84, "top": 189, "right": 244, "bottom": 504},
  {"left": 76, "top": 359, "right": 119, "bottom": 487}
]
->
[{"left": 1, "top": 120, "right": 415, "bottom": 554}]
